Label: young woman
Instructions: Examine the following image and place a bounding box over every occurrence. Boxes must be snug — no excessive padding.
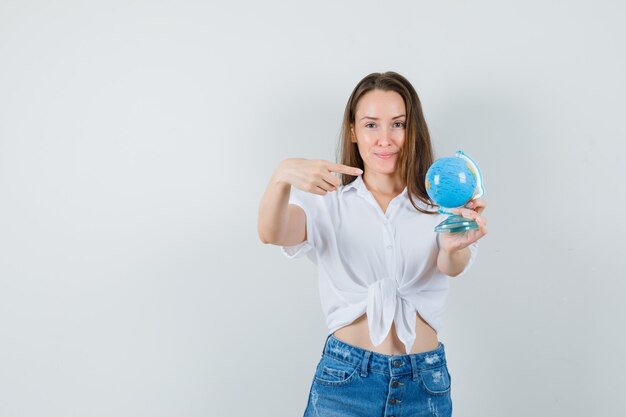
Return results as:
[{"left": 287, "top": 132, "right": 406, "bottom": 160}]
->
[{"left": 258, "top": 71, "right": 488, "bottom": 417}]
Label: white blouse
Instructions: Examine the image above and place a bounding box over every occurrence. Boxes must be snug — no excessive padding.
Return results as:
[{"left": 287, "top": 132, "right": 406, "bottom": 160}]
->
[{"left": 280, "top": 174, "right": 479, "bottom": 354}]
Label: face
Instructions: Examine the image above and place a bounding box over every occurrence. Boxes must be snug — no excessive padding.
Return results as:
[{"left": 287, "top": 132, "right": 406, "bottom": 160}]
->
[{"left": 351, "top": 89, "right": 406, "bottom": 176}]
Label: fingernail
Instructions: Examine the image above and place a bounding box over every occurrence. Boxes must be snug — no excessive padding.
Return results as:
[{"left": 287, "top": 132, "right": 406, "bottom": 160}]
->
[{"left": 356, "top": 169, "right": 363, "bottom": 174}]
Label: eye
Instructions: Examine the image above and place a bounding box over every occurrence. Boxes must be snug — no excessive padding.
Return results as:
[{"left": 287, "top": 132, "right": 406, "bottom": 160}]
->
[
  {"left": 394, "top": 121, "right": 405, "bottom": 128},
  {"left": 365, "top": 122, "right": 376, "bottom": 128}
]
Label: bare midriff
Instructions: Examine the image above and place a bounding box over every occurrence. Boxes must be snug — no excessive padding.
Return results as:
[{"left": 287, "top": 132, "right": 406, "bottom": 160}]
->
[{"left": 332, "top": 311, "right": 439, "bottom": 355}]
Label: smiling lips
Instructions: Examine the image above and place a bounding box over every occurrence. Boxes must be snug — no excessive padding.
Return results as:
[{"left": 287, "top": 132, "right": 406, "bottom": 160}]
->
[{"left": 375, "top": 152, "right": 397, "bottom": 160}]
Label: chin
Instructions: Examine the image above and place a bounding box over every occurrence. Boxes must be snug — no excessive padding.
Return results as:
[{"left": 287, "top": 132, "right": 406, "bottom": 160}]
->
[
  {"left": 377, "top": 164, "right": 398, "bottom": 174},
  {"left": 373, "top": 169, "right": 397, "bottom": 176},
  {"left": 364, "top": 161, "right": 398, "bottom": 175}
]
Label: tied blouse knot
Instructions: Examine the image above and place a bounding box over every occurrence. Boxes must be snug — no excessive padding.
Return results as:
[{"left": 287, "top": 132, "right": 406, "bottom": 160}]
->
[{"left": 280, "top": 174, "right": 479, "bottom": 354}]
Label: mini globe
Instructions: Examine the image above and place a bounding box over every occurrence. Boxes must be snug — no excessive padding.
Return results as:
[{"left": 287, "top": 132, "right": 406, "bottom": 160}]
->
[{"left": 425, "top": 150, "right": 485, "bottom": 233}]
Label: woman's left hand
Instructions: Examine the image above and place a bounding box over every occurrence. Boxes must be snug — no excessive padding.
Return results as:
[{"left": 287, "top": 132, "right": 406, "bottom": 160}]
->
[{"left": 438, "top": 198, "right": 488, "bottom": 253}]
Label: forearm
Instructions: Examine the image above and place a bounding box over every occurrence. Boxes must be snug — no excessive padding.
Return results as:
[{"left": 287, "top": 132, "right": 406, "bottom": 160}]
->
[
  {"left": 257, "top": 164, "right": 292, "bottom": 244},
  {"left": 437, "top": 246, "right": 470, "bottom": 277}
]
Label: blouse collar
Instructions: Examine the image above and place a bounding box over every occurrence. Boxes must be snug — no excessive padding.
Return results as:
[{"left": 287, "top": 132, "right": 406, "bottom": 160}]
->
[{"left": 341, "top": 174, "right": 408, "bottom": 199}]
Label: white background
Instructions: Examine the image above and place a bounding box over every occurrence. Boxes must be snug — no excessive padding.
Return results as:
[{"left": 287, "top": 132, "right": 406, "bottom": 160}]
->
[{"left": 1, "top": 1, "right": 624, "bottom": 416}]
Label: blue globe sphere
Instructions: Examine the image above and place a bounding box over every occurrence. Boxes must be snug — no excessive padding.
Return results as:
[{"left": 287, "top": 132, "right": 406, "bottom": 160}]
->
[{"left": 425, "top": 156, "right": 477, "bottom": 209}]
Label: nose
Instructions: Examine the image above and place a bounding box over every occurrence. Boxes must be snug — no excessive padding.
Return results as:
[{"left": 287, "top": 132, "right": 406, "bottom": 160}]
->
[{"left": 377, "top": 126, "right": 392, "bottom": 146}]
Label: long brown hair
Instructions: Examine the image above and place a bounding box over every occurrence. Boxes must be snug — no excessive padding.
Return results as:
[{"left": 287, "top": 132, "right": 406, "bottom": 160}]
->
[{"left": 337, "top": 71, "right": 438, "bottom": 215}]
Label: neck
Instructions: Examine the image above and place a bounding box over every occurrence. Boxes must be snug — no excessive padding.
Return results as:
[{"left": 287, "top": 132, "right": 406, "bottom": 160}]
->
[{"left": 362, "top": 171, "right": 405, "bottom": 196}]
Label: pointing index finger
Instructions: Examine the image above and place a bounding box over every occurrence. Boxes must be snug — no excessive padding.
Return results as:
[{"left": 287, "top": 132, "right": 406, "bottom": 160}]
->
[{"left": 329, "top": 163, "right": 363, "bottom": 176}]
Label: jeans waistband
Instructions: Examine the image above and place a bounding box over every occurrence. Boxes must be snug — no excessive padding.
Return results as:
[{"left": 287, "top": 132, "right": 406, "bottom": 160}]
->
[{"left": 321, "top": 333, "right": 447, "bottom": 379}]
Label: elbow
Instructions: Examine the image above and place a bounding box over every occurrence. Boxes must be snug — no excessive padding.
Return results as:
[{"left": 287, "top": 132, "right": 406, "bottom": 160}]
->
[
  {"left": 257, "top": 223, "right": 269, "bottom": 244},
  {"left": 258, "top": 227, "right": 281, "bottom": 245},
  {"left": 258, "top": 218, "right": 287, "bottom": 245},
  {"left": 437, "top": 259, "right": 465, "bottom": 277},
  {"left": 437, "top": 264, "right": 460, "bottom": 278},
  {"left": 258, "top": 229, "right": 273, "bottom": 244},
  {"left": 257, "top": 217, "right": 273, "bottom": 244},
  {"left": 446, "top": 270, "right": 462, "bottom": 278}
]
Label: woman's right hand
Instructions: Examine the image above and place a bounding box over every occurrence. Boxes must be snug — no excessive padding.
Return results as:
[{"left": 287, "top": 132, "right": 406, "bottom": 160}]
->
[{"left": 275, "top": 158, "right": 363, "bottom": 196}]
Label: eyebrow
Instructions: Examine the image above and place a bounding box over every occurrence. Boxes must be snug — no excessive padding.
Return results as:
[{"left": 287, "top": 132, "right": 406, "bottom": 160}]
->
[{"left": 360, "top": 115, "right": 406, "bottom": 121}]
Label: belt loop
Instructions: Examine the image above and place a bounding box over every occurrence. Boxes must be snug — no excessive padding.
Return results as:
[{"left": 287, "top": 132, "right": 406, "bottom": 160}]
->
[
  {"left": 409, "top": 354, "right": 419, "bottom": 381},
  {"left": 321, "top": 333, "right": 332, "bottom": 356},
  {"left": 360, "top": 351, "right": 371, "bottom": 377}
]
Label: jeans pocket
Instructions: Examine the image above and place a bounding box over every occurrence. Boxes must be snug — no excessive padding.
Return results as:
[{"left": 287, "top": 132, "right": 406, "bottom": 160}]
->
[
  {"left": 313, "top": 354, "right": 360, "bottom": 387},
  {"left": 418, "top": 364, "right": 451, "bottom": 396}
]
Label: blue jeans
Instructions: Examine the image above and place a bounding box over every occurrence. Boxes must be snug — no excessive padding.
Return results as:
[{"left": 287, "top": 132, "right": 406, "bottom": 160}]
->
[{"left": 303, "top": 333, "right": 453, "bottom": 417}]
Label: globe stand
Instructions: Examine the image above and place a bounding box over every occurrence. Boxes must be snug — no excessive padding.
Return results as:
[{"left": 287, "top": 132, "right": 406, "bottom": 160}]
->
[{"left": 434, "top": 214, "right": 479, "bottom": 234}]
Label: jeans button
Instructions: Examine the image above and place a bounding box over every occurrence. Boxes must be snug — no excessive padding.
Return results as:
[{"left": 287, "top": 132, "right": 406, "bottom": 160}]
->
[
  {"left": 392, "top": 360, "right": 402, "bottom": 367},
  {"left": 391, "top": 380, "right": 400, "bottom": 387}
]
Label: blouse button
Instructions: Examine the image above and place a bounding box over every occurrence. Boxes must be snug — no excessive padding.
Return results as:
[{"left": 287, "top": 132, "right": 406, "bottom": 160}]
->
[{"left": 386, "top": 245, "right": 393, "bottom": 250}]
